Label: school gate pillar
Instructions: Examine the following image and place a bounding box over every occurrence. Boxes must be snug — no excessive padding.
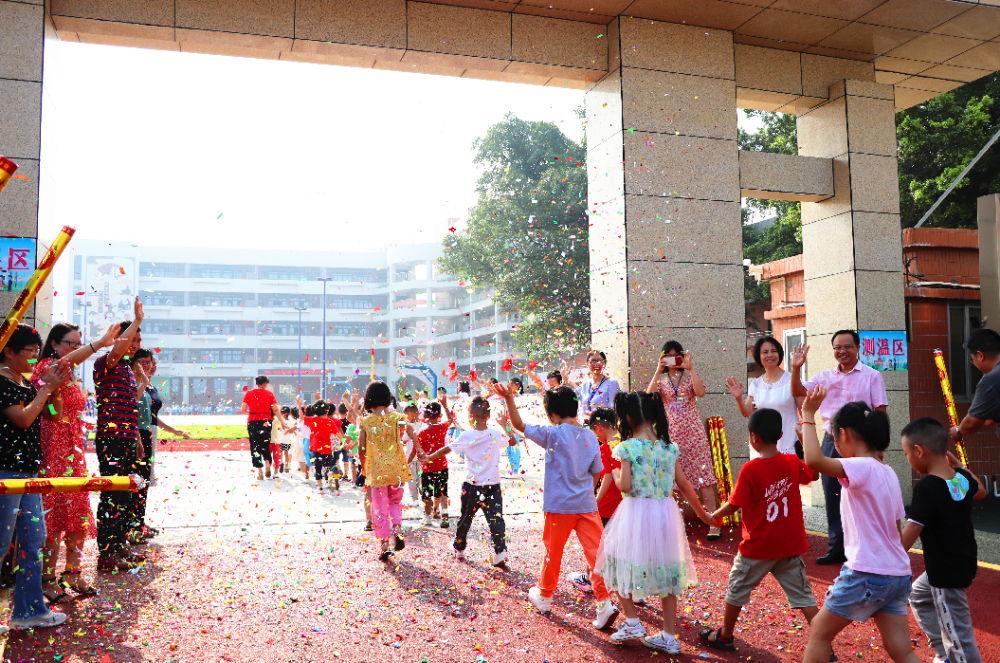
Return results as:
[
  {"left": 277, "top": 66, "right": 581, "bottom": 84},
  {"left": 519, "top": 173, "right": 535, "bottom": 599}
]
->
[
  {"left": 586, "top": 17, "right": 748, "bottom": 462},
  {"left": 0, "top": 0, "right": 45, "bottom": 325},
  {"left": 796, "top": 80, "right": 912, "bottom": 501}
]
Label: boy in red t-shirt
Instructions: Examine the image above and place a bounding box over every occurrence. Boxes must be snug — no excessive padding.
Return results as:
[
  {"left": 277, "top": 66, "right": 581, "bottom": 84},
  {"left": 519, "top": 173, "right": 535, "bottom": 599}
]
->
[
  {"left": 300, "top": 398, "right": 343, "bottom": 493},
  {"left": 699, "top": 408, "right": 819, "bottom": 653},
  {"left": 410, "top": 400, "right": 456, "bottom": 528}
]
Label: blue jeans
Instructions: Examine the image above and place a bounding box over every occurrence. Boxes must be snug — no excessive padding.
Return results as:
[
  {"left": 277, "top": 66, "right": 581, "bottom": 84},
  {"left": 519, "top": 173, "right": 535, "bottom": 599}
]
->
[{"left": 0, "top": 470, "right": 49, "bottom": 619}]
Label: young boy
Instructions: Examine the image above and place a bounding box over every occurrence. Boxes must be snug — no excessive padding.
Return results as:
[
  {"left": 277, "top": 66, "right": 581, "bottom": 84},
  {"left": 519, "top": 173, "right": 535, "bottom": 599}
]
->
[
  {"left": 421, "top": 396, "right": 516, "bottom": 566},
  {"left": 700, "top": 408, "right": 819, "bottom": 652},
  {"left": 495, "top": 383, "right": 617, "bottom": 631},
  {"left": 337, "top": 404, "right": 353, "bottom": 479},
  {"left": 569, "top": 407, "right": 623, "bottom": 593},
  {"left": 412, "top": 401, "right": 455, "bottom": 528},
  {"left": 901, "top": 417, "right": 985, "bottom": 663},
  {"left": 299, "top": 398, "right": 342, "bottom": 493}
]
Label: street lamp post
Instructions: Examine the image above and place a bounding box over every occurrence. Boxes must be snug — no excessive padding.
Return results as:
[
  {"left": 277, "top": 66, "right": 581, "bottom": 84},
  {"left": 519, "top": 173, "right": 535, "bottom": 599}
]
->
[
  {"left": 317, "top": 277, "right": 332, "bottom": 400},
  {"left": 294, "top": 304, "right": 308, "bottom": 395}
]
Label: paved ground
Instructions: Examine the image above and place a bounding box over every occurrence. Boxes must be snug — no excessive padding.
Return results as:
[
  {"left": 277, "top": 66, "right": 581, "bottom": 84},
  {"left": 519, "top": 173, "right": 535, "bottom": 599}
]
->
[{"left": 1, "top": 446, "right": 997, "bottom": 663}]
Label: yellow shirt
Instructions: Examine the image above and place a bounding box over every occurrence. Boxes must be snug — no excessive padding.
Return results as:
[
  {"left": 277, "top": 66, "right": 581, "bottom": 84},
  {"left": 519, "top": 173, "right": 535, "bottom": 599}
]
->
[{"left": 361, "top": 411, "right": 411, "bottom": 488}]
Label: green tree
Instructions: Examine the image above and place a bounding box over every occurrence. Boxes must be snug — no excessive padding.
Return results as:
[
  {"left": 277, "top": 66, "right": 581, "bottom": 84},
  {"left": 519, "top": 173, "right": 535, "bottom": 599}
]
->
[
  {"left": 897, "top": 73, "right": 1000, "bottom": 228},
  {"left": 438, "top": 112, "right": 590, "bottom": 360},
  {"left": 738, "top": 110, "right": 803, "bottom": 316}
]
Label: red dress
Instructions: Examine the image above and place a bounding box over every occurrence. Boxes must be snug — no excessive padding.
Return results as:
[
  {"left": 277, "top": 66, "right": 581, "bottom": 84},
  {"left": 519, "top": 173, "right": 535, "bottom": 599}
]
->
[{"left": 31, "top": 358, "right": 97, "bottom": 537}]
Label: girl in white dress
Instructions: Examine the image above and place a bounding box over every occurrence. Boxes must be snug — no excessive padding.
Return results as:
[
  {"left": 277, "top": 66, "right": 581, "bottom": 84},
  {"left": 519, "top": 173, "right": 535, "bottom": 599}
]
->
[
  {"left": 594, "top": 391, "right": 717, "bottom": 653},
  {"left": 726, "top": 337, "right": 803, "bottom": 457}
]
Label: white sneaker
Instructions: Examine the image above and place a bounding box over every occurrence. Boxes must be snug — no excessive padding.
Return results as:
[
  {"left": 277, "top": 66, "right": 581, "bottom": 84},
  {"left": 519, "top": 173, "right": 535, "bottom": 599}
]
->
[
  {"left": 491, "top": 550, "right": 508, "bottom": 566},
  {"left": 592, "top": 598, "right": 619, "bottom": 630},
  {"left": 642, "top": 631, "right": 682, "bottom": 654},
  {"left": 527, "top": 585, "right": 552, "bottom": 614},
  {"left": 610, "top": 620, "right": 647, "bottom": 642},
  {"left": 567, "top": 571, "right": 594, "bottom": 593},
  {"left": 10, "top": 611, "right": 68, "bottom": 629},
  {"left": 0, "top": 625, "right": 6, "bottom": 635},
  {"left": 454, "top": 548, "right": 466, "bottom": 560},
  {"left": 422, "top": 514, "right": 434, "bottom": 526}
]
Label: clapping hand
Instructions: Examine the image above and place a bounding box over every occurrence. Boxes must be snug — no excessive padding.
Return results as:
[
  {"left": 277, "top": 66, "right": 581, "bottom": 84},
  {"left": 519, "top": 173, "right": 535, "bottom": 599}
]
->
[
  {"left": 802, "top": 385, "right": 827, "bottom": 418},
  {"left": 39, "top": 359, "right": 72, "bottom": 391},
  {"left": 491, "top": 383, "right": 513, "bottom": 399},
  {"left": 133, "top": 296, "right": 145, "bottom": 325},
  {"left": 97, "top": 323, "right": 121, "bottom": 350}
]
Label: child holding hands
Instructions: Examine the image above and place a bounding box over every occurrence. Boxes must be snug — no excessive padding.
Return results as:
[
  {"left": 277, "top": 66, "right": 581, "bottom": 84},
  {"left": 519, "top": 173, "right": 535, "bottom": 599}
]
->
[
  {"left": 801, "top": 387, "right": 921, "bottom": 663},
  {"left": 594, "top": 391, "right": 716, "bottom": 653}
]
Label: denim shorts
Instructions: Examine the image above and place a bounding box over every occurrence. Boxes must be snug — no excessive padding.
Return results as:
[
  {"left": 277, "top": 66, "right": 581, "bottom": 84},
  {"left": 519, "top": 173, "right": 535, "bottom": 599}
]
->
[{"left": 823, "top": 565, "right": 912, "bottom": 621}]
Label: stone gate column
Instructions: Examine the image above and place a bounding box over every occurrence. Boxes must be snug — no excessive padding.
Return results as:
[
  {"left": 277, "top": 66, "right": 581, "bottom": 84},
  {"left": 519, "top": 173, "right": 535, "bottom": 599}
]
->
[
  {"left": 586, "top": 17, "right": 747, "bottom": 453},
  {"left": 0, "top": 0, "right": 44, "bottom": 325},
  {"left": 796, "top": 80, "right": 912, "bottom": 500}
]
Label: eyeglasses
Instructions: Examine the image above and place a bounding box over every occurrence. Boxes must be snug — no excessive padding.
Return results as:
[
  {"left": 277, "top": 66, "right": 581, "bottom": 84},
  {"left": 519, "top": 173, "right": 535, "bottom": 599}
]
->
[
  {"left": 832, "top": 345, "right": 856, "bottom": 352},
  {"left": 60, "top": 340, "right": 83, "bottom": 349}
]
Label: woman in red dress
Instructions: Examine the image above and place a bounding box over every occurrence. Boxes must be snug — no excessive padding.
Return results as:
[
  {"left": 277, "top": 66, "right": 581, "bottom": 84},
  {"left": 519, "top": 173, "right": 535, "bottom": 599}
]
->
[{"left": 32, "top": 322, "right": 118, "bottom": 602}]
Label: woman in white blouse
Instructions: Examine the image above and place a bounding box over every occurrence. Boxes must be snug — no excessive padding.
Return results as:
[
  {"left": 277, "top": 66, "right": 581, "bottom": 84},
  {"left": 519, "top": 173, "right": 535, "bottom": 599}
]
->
[{"left": 725, "top": 337, "right": 803, "bottom": 457}]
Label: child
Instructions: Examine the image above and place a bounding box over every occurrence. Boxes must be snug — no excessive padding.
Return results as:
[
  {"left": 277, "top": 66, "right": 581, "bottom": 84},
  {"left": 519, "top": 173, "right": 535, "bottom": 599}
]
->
[
  {"left": 300, "top": 398, "right": 342, "bottom": 493},
  {"left": 277, "top": 405, "right": 294, "bottom": 473},
  {"left": 569, "top": 407, "right": 623, "bottom": 593},
  {"left": 420, "top": 396, "right": 516, "bottom": 566},
  {"left": 801, "top": 389, "right": 921, "bottom": 663},
  {"left": 900, "top": 417, "right": 985, "bottom": 663},
  {"left": 269, "top": 409, "right": 283, "bottom": 475},
  {"left": 494, "top": 384, "right": 616, "bottom": 630},
  {"left": 358, "top": 381, "right": 420, "bottom": 561},
  {"left": 699, "top": 408, "right": 819, "bottom": 652},
  {"left": 338, "top": 404, "right": 353, "bottom": 479},
  {"left": 288, "top": 406, "right": 308, "bottom": 479},
  {"left": 301, "top": 405, "right": 313, "bottom": 478},
  {"left": 594, "top": 391, "right": 715, "bottom": 652},
  {"left": 401, "top": 403, "right": 423, "bottom": 505},
  {"left": 413, "top": 401, "right": 455, "bottom": 528}
]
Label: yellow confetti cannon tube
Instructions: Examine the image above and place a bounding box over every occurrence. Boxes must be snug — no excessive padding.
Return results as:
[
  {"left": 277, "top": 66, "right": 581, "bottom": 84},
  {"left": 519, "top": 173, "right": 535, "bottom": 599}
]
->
[
  {"left": 933, "top": 349, "right": 970, "bottom": 467},
  {"left": 0, "top": 156, "right": 17, "bottom": 196},
  {"left": 0, "top": 475, "right": 144, "bottom": 496},
  {"left": 707, "top": 416, "right": 740, "bottom": 527},
  {"left": 0, "top": 225, "right": 75, "bottom": 352}
]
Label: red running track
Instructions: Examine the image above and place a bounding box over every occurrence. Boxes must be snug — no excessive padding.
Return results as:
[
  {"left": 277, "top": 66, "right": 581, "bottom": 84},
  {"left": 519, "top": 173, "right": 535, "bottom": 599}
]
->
[{"left": 3, "top": 512, "right": 995, "bottom": 663}]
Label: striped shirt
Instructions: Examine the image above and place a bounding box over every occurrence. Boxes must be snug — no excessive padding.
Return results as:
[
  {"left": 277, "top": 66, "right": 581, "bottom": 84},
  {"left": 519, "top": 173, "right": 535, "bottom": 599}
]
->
[{"left": 93, "top": 353, "right": 139, "bottom": 441}]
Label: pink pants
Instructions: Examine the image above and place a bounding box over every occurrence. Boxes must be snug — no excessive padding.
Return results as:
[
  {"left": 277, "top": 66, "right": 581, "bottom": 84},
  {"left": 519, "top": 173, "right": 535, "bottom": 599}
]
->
[{"left": 370, "top": 485, "right": 403, "bottom": 541}]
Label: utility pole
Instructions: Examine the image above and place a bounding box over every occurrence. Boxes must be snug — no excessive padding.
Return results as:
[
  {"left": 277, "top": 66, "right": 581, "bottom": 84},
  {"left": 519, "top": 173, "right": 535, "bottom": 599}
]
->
[
  {"left": 317, "top": 277, "right": 332, "bottom": 399},
  {"left": 294, "top": 303, "right": 308, "bottom": 395}
]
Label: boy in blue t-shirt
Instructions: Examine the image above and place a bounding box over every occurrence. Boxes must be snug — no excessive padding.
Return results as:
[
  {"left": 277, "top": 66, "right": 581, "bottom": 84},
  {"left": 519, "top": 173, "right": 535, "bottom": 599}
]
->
[
  {"left": 496, "top": 384, "right": 618, "bottom": 632},
  {"left": 901, "top": 418, "right": 986, "bottom": 663}
]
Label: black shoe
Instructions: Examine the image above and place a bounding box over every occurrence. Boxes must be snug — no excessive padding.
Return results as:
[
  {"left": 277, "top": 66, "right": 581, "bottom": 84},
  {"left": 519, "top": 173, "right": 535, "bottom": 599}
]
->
[
  {"left": 816, "top": 551, "right": 847, "bottom": 565},
  {"left": 394, "top": 535, "right": 405, "bottom": 552}
]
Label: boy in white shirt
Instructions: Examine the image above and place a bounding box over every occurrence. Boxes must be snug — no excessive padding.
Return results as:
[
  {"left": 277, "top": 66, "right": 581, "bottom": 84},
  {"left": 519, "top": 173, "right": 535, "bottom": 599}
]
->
[{"left": 421, "top": 396, "right": 516, "bottom": 568}]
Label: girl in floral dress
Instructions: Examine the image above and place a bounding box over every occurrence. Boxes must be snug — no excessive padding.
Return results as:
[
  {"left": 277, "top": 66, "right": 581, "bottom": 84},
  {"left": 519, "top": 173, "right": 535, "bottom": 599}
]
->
[
  {"left": 34, "top": 322, "right": 119, "bottom": 601},
  {"left": 594, "top": 391, "right": 716, "bottom": 653},
  {"left": 647, "top": 340, "right": 720, "bottom": 540}
]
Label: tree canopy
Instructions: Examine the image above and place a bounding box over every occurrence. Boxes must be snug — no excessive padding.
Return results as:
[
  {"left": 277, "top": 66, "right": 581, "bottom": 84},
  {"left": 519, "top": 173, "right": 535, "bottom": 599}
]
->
[
  {"left": 897, "top": 73, "right": 1000, "bottom": 228},
  {"left": 438, "top": 112, "right": 590, "bottom": 360}
]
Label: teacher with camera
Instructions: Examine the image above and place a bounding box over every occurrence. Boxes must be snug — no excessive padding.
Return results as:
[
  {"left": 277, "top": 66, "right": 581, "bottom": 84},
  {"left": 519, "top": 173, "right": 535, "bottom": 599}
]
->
[{"left": 648, "top": 340, "right": 720, "bottom": 540}]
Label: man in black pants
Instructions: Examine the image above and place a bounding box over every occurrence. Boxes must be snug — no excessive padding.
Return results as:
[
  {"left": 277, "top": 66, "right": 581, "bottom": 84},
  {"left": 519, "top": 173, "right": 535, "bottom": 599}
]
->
[
  {"left": 93, "top": 299, "right": 145, "bottom": 572},
  {"left": 790, "top": 330, "right": 888, "bottom": 565}
]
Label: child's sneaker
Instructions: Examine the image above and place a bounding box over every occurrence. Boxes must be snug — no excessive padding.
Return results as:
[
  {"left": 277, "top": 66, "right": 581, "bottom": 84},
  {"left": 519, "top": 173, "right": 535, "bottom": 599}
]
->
[
  {"left": 610, "top": 620, "right": 647, "bottom": 642},
  {"left": 592, "top": 598, "right": 618, "bottom": 630},
  {"left": 439, "top": 515, "right": 450, "bottom": 529},
  {"left": 527, "top": 586, "right": 552, "bottom": 614},
  {"left": 642, "top": 631, "right": 681, "bottom": 654},
  {"left": 454, "top": 548, "right": 465, "bottom": 560},
  {"left": 567, "top": 571, "right": 593, "bottom": 593},
  {"left": 422, "top": 514, "right": 434, "bottom": 526},
  {"left": 491, "top": 550, "right": 508, "bottom": 567}
]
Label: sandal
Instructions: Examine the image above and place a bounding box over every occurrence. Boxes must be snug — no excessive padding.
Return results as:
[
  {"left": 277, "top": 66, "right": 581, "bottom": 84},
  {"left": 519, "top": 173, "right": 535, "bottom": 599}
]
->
[
  {"left": 61, "top": 569, "right": 97, "bottom": 596},
  {"left": 707, "top": 526, "right": 722, "bottom": 541},
  {"left": 364, "top": 521, "right": 373, "bottom": 532},
  {"left": 698, "top": 629, "right": 736, "bottom": 651},
  {"left": 41, "top": 576, "right": 69, "bottom": 605}
]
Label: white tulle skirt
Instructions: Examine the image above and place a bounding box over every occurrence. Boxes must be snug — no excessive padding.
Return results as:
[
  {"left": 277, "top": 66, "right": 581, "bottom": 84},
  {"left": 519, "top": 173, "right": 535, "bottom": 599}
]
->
[{"left": 595, "top": 496, "right": 697, "bottom": 600}]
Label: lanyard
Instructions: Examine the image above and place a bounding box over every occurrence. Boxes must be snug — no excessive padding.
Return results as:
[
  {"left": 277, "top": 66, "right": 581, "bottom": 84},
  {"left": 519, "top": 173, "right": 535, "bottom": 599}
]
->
[{"left": 586, "top": 377, "right": 607, "bottom": 410}]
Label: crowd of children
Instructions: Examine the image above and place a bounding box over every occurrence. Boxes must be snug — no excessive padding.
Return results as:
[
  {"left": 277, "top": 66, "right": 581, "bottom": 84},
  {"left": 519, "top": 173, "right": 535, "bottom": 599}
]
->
[{"left": 255, "top": 355, "right": 986, "bottom": 660}]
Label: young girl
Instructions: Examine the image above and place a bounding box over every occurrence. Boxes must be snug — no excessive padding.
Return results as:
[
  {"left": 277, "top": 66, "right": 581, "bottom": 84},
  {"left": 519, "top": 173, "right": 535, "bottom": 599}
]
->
[
  {"left": 287, "top": 407, "right": 308, "bottom": 479},
  {"left": 277, "top": 405, "right": 294, "bottom": 473},
  {"left": 801, "top": 387, "right": 920, "bottom": 663},
  {"left": 595, "top": 390, "right": 716, "bottom": 653},
  {"left": 358, "top": 381, "right": 420, "bottom": 560}
]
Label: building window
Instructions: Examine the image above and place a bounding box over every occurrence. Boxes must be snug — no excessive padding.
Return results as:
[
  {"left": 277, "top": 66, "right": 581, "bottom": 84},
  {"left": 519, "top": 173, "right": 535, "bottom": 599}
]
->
[
  {"left": 140, "top": 262, "right": 185, "bottom": 278},
  {"left": 142, "top": 291, "right": 183, "bottom": 306},
  {"left": 949, "top": 303, "right": 984, "bottom": 400},
  {"left": 192, "top": 379, "right": 207, "bottom": 396},
  {"left": 783, "top": 328, "right": 806, "bottom": 374},
  {"left": 221, "top": 350, "right": 242, "bottom": 363},
  {"left": 213, "top": 378, "right": 228, "bottom": 393}
]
